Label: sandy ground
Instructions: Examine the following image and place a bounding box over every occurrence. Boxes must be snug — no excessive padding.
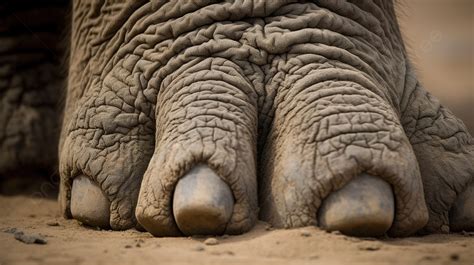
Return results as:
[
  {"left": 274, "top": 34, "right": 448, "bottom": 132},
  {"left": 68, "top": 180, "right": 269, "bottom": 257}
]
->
[{"left": 0, "top": 196, "right": 473, "bottom": 265}]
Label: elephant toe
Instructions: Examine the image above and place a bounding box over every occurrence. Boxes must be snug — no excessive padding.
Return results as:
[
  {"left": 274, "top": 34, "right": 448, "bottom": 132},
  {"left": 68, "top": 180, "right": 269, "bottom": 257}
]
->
[
  {"left": 318, "top": 174, "right": 395, "bottom": 237},
  {"left": 70, "top": 175, "right": 110, "bottom": 228},
  {"left": 449, "top": 183, "right": 474, "bottom": 232},
  {"left": 172, "top": 164, "right": 234, "bottom": 236}
]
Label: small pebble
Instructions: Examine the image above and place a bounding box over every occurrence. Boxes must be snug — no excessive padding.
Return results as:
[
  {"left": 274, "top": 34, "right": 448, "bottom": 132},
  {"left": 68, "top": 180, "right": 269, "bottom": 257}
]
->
[
  {"left": 193, "top": 245, "right": 205, "bottom": 251},
  {"left": 221, "top": 234, "right": 229, "bottom": 239},
  {"left": 46, "top": 221, "right": 60, "bottom": 226},
  {"left": 204, "top": 238, "right": 219, "bottom": 246},
  {"left": 265, "top": 225, "right": 273, "bottom": 231},
  {"left": 358, "top": 243, "right": 381, "bottom": 251},
  {"left": 14, "top": 231, "right": 47, "bottom": 245},
  {"left": 125, "top": 245, "right": 132, "bottom": 249},
  {"left": 300, "top": 230, "right": 311, "bottom": 237}
]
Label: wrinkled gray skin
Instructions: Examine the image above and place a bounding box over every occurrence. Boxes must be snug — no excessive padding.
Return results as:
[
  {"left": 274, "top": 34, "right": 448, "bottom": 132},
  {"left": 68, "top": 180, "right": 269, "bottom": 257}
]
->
[
  {"left": 58, "top": 0, "right": 474, "bottom": 237},
  {"left": 0, "top": 1, "right": 66, "bottom": 186},
  {"left": 2, "top": 0, "right": 473, "bottom": 237}
]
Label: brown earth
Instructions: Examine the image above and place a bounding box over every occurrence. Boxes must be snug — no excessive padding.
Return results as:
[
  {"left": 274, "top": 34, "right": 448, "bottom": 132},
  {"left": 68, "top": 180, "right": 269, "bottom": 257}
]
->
[
  {"left": 1, "top": 196, "right": 473, "bottom": 265},
  {"left": 1, "top": 1, "right": 473, "bottom": 265}
]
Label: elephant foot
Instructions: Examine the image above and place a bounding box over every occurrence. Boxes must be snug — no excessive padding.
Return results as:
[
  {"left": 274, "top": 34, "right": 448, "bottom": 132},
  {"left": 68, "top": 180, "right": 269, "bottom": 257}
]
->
[
  {"left": 173, "top": 165, "right": 234, "bottom": 236},
  {"left": 449, "top": 183, "right": 474, "bottom": 232},
  {"left": 318, "top": 174, "right": 395, "bottom": 237},
  {"left": 70, "top": 175, "right": 110, "bottom": 228}
]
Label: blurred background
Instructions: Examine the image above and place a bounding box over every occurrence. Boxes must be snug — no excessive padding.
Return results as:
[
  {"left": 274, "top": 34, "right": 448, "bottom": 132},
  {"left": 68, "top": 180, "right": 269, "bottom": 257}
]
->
[{"left": 397, "top": 0, "right": 473, "bottom": 133}]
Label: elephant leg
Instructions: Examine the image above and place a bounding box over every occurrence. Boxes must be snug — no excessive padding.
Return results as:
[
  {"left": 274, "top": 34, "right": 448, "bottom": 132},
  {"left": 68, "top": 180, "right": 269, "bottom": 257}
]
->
[
  {"left": 135, "top": 58, "right": 259, "bottom": 236},
  {"left": 400, "top": 79, "right": 474, "bottom": 233}
]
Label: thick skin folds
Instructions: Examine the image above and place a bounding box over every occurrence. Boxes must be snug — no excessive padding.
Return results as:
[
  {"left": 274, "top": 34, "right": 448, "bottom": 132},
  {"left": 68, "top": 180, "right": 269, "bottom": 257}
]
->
[{"left": 59, "top": 1, "right": 474, "bottom": 237}]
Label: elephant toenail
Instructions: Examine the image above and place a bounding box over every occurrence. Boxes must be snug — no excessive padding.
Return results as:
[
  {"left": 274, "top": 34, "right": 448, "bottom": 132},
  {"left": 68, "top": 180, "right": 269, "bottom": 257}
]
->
[
  {"left": 71, "top": 175, "right": 110, "bottom": 228},
  {"left": 317, "top": 173, "right": 394, "bottom": 237},
  {"left": 173, "top": 164, "right": 234, "bottom": 236}
]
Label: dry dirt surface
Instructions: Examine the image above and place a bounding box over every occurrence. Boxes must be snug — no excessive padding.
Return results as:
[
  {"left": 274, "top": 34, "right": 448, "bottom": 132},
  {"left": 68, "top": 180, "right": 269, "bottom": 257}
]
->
[{"left": 0, "top": 195, "right": 473, "bottom": 265}]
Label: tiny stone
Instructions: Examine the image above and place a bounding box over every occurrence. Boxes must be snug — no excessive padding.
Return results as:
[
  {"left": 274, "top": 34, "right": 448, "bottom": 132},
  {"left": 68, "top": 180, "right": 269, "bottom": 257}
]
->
[
  {"left": 300, "top": 230, "right": 311, "bottom": 237},
  {"left": 193, "top": 245, "right": 205, "bottom": 251},
  {"left": 28, "top": 214, "right": 36, "bottom": 218},
  {"left": 46, "top": 221, "right": 59, "bottom": 226},
  {"left": 204, "top": 238, "right": 219, "bottom": 246},
  {"left": 461, "top": 230, "right": 474, "bottom": 236},
  {"left": 331, "top": 231, "right": 342, "bottom": 235},
  {"left": 221, "top": 234, "right": 229, "bottom": 239},
  {"left": 14, "top": 232, "right": 47, "bottom": 244},
  {"left": 135, "top": 243, "right": 141, "bottom": 248},
  {"left": 450, "top": 253, "right": 460, "bottom": 261},
  {"left": 265, "top": 225, "right": 273, "bottom": 231},
  {"left": 125, "top": 245, "right": 132, "bottom": 249},
  {"left": 358, "top": 243, "right": 381, "bottom": 251}
]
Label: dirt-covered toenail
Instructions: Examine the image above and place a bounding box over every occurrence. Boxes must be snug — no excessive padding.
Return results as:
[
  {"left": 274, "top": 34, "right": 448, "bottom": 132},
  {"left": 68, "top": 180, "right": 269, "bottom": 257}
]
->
[
  {"left": 70, "top": 175, "right": 110, "bottom": 228},
  {"left": 449, "top": 183, "right": 474, "bottom": 232},
  {"left": 173, "top": 164, "right": 234, "bottom": 236},
  {"left": 318, "top": 174, "right": 395, "bottom": 237}
]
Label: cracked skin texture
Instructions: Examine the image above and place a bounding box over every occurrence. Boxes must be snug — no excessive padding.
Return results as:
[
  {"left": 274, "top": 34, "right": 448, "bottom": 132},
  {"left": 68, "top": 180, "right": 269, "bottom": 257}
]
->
[{"left": 58, "top": 0, "right": 474, "bottom": 237}]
